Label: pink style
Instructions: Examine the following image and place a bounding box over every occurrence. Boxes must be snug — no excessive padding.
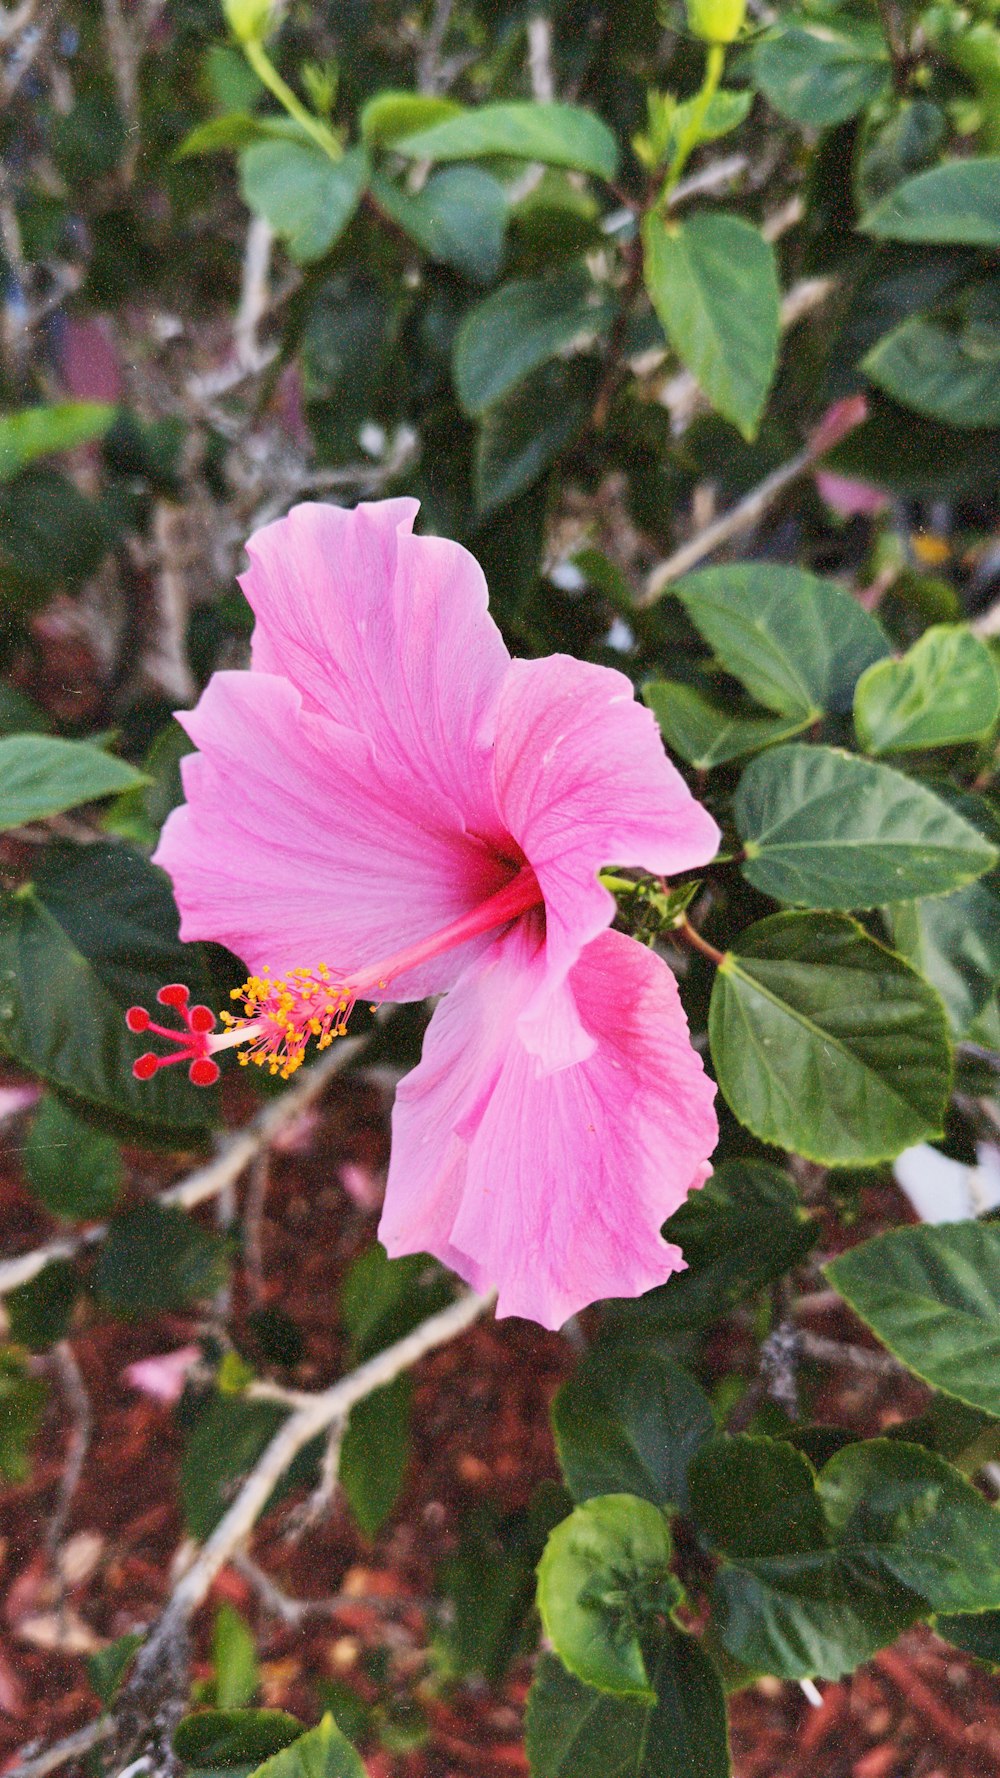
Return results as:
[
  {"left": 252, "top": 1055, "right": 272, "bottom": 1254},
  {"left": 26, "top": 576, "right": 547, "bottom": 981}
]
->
[{"left": 148, "top": 499, "right": 720, "bottom": 1329}]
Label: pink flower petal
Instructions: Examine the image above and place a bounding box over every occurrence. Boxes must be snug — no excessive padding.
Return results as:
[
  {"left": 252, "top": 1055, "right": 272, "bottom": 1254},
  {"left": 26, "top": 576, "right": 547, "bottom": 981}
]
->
[
  {"left": 155, "top": 670, "right": 513, "bottom": 997},
  {"left": 243, "top": 500, "right": 511, "bottom": 843},
  {"left": 123, "top": 1345, "right": 200, "bottom": 1404},
  {"left": 492, "top": 655, "right": 721, "bottom": 992},
  {"left": 380, "top": 922, "right": 718, "bottom": 1329}
]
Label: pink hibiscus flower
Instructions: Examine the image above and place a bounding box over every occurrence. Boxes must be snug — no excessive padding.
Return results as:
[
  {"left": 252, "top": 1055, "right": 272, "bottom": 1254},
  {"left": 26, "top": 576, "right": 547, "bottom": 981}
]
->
[{"left": 138, "top": 499, "right": 720, "bottom": 1328}]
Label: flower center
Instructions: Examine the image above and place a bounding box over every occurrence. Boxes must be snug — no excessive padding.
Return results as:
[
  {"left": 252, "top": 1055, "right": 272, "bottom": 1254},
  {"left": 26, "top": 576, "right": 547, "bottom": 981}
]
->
[{"left": 127, "top": 863, "right": 544, "bottom": 1086}]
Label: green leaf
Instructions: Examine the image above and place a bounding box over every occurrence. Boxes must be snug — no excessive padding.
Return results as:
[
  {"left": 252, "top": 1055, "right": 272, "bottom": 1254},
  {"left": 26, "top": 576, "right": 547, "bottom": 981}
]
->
[
  {"left": 339, "top": 1375, "right": 411, "bottom": 1538},
  {"left": 0, "top": 687, "right": 49, "bottom": 735},
  {"left": 360, "top": 91, "right": 461, "bottom": 145},
  {"left": 642, "top": 212, "right": 779, "bottom": 440},
  {"left": 0, "top": 843, "right": 216, "bottom": 1141},
  {"left": 855, "top": 625, "right": 1000, "bottom": 752},
  {"left": 863, "top": 292, "right": 1000, "bottom": 429},
  {"left": 214, "top": 1605, "right": 258, "bottom": 1710},
  {"left": 0, "top": 1349, "right": 46, "bottom": 1481},
  {"left": 95, "top": 1203, "right": 228, "bottom": 1319},
  {"left": 691, "top": 1435, "right": 1000, "bottom": 1678},
  {"left": 734, "top": 744, "right": 997, "bottom": 908},
  {"left": 249, "top": 1714, "right": 365, "bottom": 1778},
  {"left": 474, "top": 356, "right": 599, "bottom": 513},
  {"left": 437, "top": 1489, "right": 566, "bottom": 1686},
  {"left": 7, "top": 1260, "right": 78, "bottom": 1353},
  {"left": 0, "top": 736, "right": 144, "bottom": 830},
  {"left": 890, "top": 880, "right": 1000, "bottom": 1036},
  {"left": 709, "top": 912, "right": 952, "bottom": 1164},
  {"left": 0, "top": 469, "right": 108, "bottom": 608},
  {"left": 608, "top": 1160, "right": 817, "bottom": 1333},
  {"left": 536, "top": 1495, "right": 676, "bottom": 1699},
  {"left": 936, "top": 1611, "right": 1000, "bottom": 1665},
  {"left": 526, "top": 1631, "right": 731, "bottom": 1778},
  {"left": 0, "top": 403, "right": 115, "bottom": 480},
  {"left": 25, "top": 1095, "right": 122, "bottom": 1221},
  {"left": 86, "top": 1631, "right": 143, "bottom": 1708},
  {"left": 553, "top": 1350, "right": 715, "bottom": 1513},
  {"left": 370, "top": 166, "right": 506, "bottom": 283},
  {"left": 751, "top": 21, "right": 889, "bottom": 127},
  {"left": 395, "top": 102, "right": 619, "bottom": 182},
  {"left": 180, "top": 1395, "right": 322, "bottom": 1541},
  {"left": 825, "top": 1222, "right": 1000, "bottom": 1417},
  {"left": 644, "top": 681, "right": 810, "bottom": 770},
  {"left": 173, "top": 1711, "right": 303, "bottom": 1769},
  {"left": 453, "top": 268, "right": 612, "bottom": 416},
  {"left": 674, "top": 564, "right": 890, "bottom": 719},
  {"left": 339, "top": 1245, "right": 453, "bottom": 1362},
  {"left": 239, "top": 142, "right": 367, "bottom": 263},
  {"left": 862, "top": 158, "right": 1000, "bottom": 246}
]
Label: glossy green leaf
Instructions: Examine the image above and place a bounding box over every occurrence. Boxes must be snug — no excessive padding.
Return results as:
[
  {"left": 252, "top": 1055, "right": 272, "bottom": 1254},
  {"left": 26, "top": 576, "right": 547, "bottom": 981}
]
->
[
  {"left": 825, "top": 1222, "right": 1000, "bottom": 1417},
  {"left": 642, "top": 212, "right": 779, "bottom": 439},
  {"left": 553, "top": 1350, "right": 715, "bottom": 1513},
  {"left": 359, "top": 91, "right": 460, "bottom": 145},
  {"left": 7, "top": 1260, "right": 79, "bottom": 1353},
  {"left": 891, "top": 881, "right": 1000, "bottom": 1035},
  {"left": 0, "top": 469, "right": 108, "bottom": 608},
  {"left": 25, "top": 1094, "right": 122, "bottom": 1221},
  {"left": 674, "top": 565, "right": 890, "bottom": 718},
  {"left": 735, "top": 744, "right": 997, "bottom": 908},
  {"left": 239, "top": 142, "right": 367, "bottom": 263},
  {"left": 0, "top": 843, "right": 216, "bottom": 1141},
  {"left": 863, "top": 157, "right": 1000, "bottom": 246},
  {"left": 536, "top": 1495, "right": 676, "bottom": 1699},
  {"left": 395, "top": 102, "right": 619, "bottom": 181},
  {"left": 709, "top": 912, "right": 952, "bottom": 1163},
  {"left": 855, "top": 625, "right": 1000, "bottom": 753},
  {"left": 0, "top": 403, "right": 115, "bottom": 480},
  {"left": 475, "top": 356, "right": 599, "bottom": 513},
  {"left": 644, "top": 680, "right": 810, "bottom": 770},
  {"left": 863, "top": 297, "right": 1000, "bottom": 429},
  {"left": 454, "top": 268, "right": 611, "bottom": 415},
  {"left": 0, "top": 735, "right": 145, "bottom": 830},
  {"left": 340, "top": 1246, "right": 452, "bottom": 1362},
  {"left": 751, "top": 21, "right": 889, "bottom": 126},
  {"left": 370, "top": 166, "right": 506, "bottom": 283},
  {"left": 86, "top": 1631, "right": 143, "bottom": 1708},
  {"left": 339, "top": 1375, "right": 411, "bottom": 1538},
  {"left": 608, "top": 1161, "right": 817, "bottom": 1333},
  {"left": 95, "top": 1202, "right": 228, "bottom": 1319},
  {"left": 213, "top": 1604, "right": 258, "bottom": 1710},
  {"left": 173, "top": 1711, "right": 303, "bottom": 1768},
  {"left": 936, "top": 1611, "right": 1000, "bottom": 1665},
  {"left": 250, "top": 1714, "right": 365, "bottom": 1778},
  {"left": 526, "top": 1631, "right": 730, "bottom": 1778},
  {"left": 437, "top": 1490, "right": 566, "bottom": 1686},
  {"left": 692, "top": 1435, "right": 1000, "bottom": 1678}
]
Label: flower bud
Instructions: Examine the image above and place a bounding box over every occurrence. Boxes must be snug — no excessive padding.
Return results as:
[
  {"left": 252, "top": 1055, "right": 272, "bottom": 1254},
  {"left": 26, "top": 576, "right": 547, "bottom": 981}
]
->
[
  {"left": 223, "top": 0, "right": 279, "bottom": 44},
  {"left": 685, "top": 0, "right": 746, "bottom": 43}
]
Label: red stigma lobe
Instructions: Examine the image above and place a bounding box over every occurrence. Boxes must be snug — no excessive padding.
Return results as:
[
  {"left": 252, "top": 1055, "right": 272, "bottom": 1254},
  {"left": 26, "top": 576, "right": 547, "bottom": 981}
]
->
[{"left": 125, "top": 983, "right": 221, "bottom": 1087}]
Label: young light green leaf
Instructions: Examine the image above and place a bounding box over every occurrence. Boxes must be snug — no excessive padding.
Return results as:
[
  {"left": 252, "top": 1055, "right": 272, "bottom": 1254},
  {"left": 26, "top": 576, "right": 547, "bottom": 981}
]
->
[
  {"left": 674, "top": 564, "right": 890, "bottom": 718},
  {"left": 25, "top": 1095, "right": 122, "bottom": 1221},
  {"left": 526, "top": 1631, "right": 731, "bottom": 1778},
  {"left": 394, "top": 102, "right": 619, "bottom": 181},
  {"left": 0, "top": 403, "right": 115, "bottom": 480},
  {"left": 644, "top": 680, "right": 810, "bottom": 770},
  {"left": 642, "top": 212, "right": 780, "bottom": 440},
  {"left": 213, "top": 1603, "right": 258, "bottom": 1710},
  {"left": 825, "top": 1222, "right": 1000, "bottom": 1418},
  {"left": 239, "top": 142, "right": 367, "bottom": 263},
  {"left": 855, "top": 625, "right": 1000, "bottom": 753},
  {"left": 0, "top": 736, "right": 145, "bottom": 831},
  {"left": 0, "top": 1351, "right": 46, "bottom": 1482},
  {"left": 734, "top": 744, "right": 997, "bottom": 908},
  {"left": 453, "top": 268, "right": 612, "bottom": 415},
  {"left": 862, "top": 157, "right": 1000, "bottom": 246},
  {"left": 709, "top": 912, "right": 952, "bottom": 1163},
  {"left": 553, "top": 1350, "right": 715, "bottom": 1513},
  {"left": 249, "top": 1713, "right": 365, "bottom": 1778},
  {"left": 370, "top": 167, "right": 506, "bottom": 284},
  {"left": 359, "top": 91, "right": 460, "bottom": 145},
  {"left": 536, "top": 1495, "right": 676, "bottom": 1699},
  {"left": 751, "top": 21, "right": 889, "bottom": 127}
]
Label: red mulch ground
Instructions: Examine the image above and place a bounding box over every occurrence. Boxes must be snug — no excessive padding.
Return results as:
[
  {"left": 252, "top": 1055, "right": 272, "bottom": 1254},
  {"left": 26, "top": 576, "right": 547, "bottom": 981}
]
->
[{"left": 2, "top": 1068, "right": 1000, "bottom": 1776}]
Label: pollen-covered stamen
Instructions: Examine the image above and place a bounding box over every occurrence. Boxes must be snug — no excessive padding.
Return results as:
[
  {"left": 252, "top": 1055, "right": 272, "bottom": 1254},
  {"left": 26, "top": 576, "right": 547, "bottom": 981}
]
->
[
  {"left": 219, "top": 964, "right": 358, "bottom": 1080},
  {"left": 125, "top": 982, "right": 221, "bottom": 1087}
]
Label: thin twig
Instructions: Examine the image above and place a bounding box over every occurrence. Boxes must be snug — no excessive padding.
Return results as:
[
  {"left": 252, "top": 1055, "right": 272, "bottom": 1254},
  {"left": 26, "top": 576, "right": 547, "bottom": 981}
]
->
[
  {"left": 46, "top": 1342, "right": 92, "bottom": 1603},
  {"left": 0, "top": 1035, "right": 372, "bottom": 1299},
  {"left": 4, "top": 1720, "right": 113, "bottom": 1778},
  {"left": 280, "top": 1416, "right": 345, "bottom": 1539},
  {"left": 797, "top": 1329, "right": 907, "bottom": 1378}
]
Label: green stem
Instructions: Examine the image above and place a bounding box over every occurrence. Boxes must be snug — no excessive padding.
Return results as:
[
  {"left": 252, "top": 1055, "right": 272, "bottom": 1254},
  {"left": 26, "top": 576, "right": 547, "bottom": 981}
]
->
[
  {"left": 243, "top": 38, "right": 342, "bottom": 160},
  {"left": 664, "top": 41, "right": 725, "bottom": 194}
]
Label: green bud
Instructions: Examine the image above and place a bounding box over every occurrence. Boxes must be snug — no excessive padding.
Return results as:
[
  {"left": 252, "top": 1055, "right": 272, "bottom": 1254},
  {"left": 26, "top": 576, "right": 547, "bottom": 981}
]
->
[
  {"left": 222, "top": 0, "right": 279, "bottom": 44},
  {"left": 685, "top": 0, "right": 746, "bottom": 43}
]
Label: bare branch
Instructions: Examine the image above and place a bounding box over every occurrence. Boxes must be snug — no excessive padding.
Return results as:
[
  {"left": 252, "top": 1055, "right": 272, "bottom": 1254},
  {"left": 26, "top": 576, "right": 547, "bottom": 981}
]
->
[
  {"left": 46, "top": 1342, "right": 92, "bottom": 1596},
  {"left": 4, "top": 1719, "right": 112, "bottom": 1778}
]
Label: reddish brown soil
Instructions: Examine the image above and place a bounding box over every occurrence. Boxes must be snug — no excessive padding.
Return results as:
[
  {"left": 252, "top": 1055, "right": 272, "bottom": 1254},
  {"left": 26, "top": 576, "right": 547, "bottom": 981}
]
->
[{"left": 2, "top": 1072, "right": 1000, "bottom": 1776}]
